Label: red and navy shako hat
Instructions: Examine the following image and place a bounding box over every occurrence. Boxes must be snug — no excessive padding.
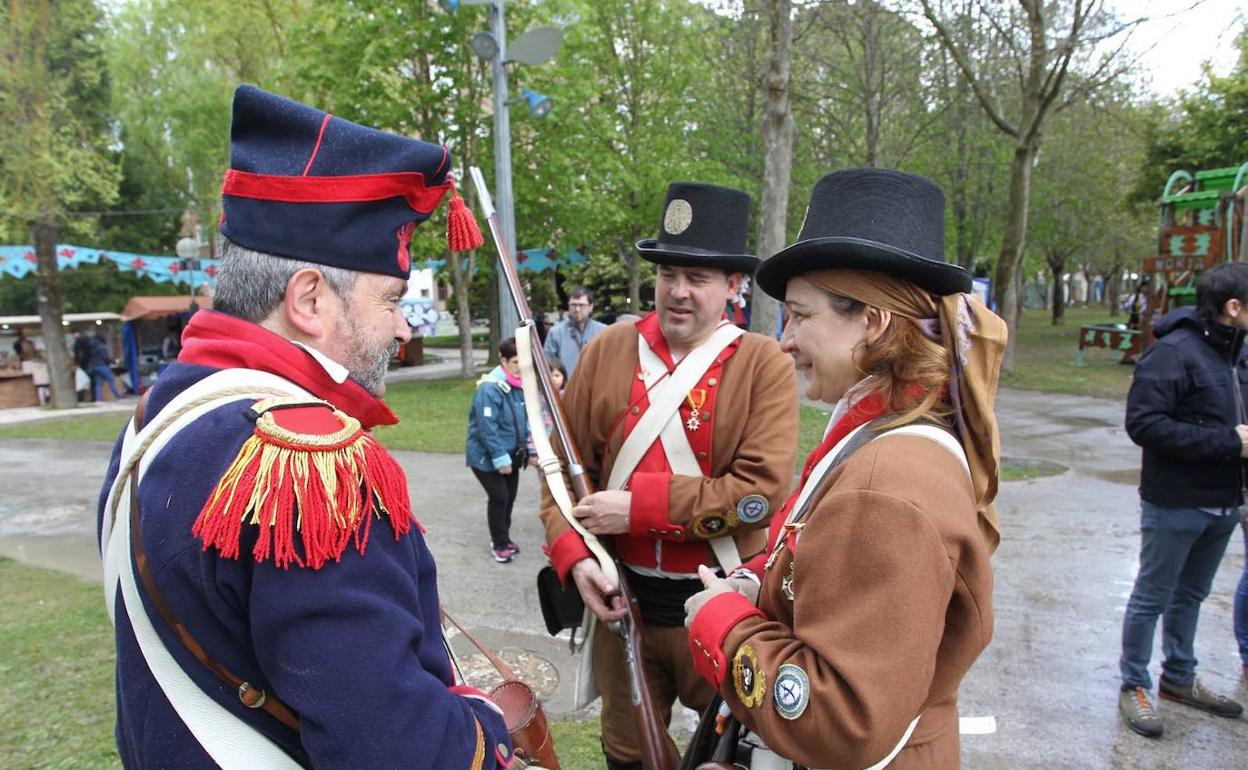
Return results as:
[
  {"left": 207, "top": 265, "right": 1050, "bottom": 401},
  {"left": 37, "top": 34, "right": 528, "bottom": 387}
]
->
[{"left": 219, "top": 84, "right": 482, "bottom": 280}]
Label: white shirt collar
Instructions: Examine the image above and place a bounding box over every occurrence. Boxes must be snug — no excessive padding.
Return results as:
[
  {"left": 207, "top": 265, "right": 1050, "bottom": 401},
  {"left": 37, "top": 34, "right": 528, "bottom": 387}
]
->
[{"left": 289, "top": 341, "right": 350, "bottom": 384}]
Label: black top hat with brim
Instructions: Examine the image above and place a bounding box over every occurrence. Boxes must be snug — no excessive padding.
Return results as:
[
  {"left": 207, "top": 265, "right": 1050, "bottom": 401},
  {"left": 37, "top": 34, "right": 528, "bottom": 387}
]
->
[
  {"left": 755, "top": 168, "right": 971, "bottom": 300},
  {"left": 635, "top": 182, "right": 759, "bottom": 274}
]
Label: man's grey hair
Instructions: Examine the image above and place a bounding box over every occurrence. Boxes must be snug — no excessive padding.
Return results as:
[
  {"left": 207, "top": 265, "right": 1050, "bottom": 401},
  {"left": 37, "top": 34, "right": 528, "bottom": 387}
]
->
[{"left": 213, "top": 238, "right": 359, "bottom": 323}]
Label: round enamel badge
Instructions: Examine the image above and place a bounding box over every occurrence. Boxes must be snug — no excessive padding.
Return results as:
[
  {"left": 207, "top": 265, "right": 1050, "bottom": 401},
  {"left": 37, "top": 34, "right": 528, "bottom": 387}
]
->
[
  {"left": 773, "top": 663, "right": 810, "bottom": 720},
  {"left": 663, "top": 198, "right": 693, "bottom": 235},
  {"left": 736, "top": 494, "right": 769, "bottom": 524},
  {"left": 733, "top": 644, "right": 766, "bottom": 708}
]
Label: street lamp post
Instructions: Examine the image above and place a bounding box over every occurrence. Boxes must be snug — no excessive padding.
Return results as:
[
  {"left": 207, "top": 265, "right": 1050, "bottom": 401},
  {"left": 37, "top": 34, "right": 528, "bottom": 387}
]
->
[
  {"left": 443, "top": 0, "right": 561, "bottom": 342},
  {"left": 488, "top": 0, "right": 520, "bottom": 338}
]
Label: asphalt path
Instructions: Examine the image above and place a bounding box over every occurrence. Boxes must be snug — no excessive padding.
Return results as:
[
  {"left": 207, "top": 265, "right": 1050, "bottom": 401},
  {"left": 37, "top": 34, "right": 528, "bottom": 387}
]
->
[{"left": 1, "top": 387, "right": 1245, "bottom": 767}]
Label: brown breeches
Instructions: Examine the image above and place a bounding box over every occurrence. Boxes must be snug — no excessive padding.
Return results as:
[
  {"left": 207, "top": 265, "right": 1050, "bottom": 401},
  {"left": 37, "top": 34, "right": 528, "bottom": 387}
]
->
[{"left": 593, "top": 619, "right": 715, "bottom": 762}]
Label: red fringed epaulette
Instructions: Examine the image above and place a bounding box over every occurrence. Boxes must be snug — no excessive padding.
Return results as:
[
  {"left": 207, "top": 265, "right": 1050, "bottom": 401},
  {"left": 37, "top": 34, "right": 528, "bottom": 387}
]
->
[{"left": 192, "top": 397, "right": 415, "bottom": 569}]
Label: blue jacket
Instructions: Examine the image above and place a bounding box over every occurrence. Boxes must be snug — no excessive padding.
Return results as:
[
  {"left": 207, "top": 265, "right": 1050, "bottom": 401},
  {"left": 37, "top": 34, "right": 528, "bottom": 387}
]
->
[
  {"left": 465, "top": 366, "right": 530, "bottom": 472},
  {"left": 97, "top": 362, "right": 511, "bottom": 769},
  {"left": 1126, "top": 307, "right": 1248, "bottom": 507}
]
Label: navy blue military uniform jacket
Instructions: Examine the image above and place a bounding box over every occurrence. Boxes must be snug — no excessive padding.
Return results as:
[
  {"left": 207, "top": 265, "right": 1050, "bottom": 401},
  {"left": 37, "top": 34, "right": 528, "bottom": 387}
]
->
[{"left": 97, "top": 311, "right": 512, "bottom": 769}]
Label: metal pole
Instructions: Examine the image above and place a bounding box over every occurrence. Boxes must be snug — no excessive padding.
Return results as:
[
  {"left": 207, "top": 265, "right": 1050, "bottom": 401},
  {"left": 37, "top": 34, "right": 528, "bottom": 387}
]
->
[{"left": 491, "top": 0, "right": 521, "bottom": 338}]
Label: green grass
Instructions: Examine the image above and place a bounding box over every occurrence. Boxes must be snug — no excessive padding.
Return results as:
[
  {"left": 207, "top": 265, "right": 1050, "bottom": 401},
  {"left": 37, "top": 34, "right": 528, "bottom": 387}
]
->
[
  {"left": 423, "top": 332, "right": 489, "bottom": 348},
  {"left": 1002, "top": 306, "right": 1135, "bottom": 400},
  {"left": 0, "top": 557, "right": 121, "bottom": 769},
  {"left": 0, "top": 412, "right": 129, "bottom": 442},
  {"left": 373, "top": 377, "right": 478, "bottom": 453}
]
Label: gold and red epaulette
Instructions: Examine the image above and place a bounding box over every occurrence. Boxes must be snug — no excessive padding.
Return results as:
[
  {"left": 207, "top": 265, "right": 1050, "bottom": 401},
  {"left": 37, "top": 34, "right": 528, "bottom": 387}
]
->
[{"left": 191, "top": 396, "right": 414, "bottom": 569}]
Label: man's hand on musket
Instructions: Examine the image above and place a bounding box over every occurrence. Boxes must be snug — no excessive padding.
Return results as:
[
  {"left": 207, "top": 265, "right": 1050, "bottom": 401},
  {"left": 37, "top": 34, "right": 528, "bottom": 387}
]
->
[
  {"left": 570, "top": 558, "right": 629, "bottom": 623},
  {"left": 572, "top": 490, "right": 631, "bottom": 535}
]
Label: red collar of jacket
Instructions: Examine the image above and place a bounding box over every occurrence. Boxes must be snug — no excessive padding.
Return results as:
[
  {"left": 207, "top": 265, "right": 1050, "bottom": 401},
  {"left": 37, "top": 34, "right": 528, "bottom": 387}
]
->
[
  {"left": 763, "top": 390, "right": 891, "bottom": 555},
  {"left": 634, "top": 310, "right": 739, "bottom": 370},
  {"left": 178, "top": 310, "right": 398, "bottom": 429}
]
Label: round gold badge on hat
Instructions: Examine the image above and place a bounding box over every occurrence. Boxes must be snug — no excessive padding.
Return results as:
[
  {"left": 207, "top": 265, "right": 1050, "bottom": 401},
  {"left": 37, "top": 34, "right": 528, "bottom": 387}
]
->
[
  {"left": 733, "top": 644, "right": 766, "bottom": 708},
  {"left": 664, "top": 198, "right": 693, "bottom": 235}
]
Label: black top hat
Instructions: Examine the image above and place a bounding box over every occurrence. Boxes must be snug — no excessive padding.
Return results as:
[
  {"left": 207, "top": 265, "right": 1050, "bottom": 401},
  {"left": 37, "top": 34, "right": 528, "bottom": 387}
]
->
[
  {"left": 635, "top": 182, "right": 759, "bottom": 273},
  {"left": 754, "top": 169, "right": 971, "bottom": 299}
]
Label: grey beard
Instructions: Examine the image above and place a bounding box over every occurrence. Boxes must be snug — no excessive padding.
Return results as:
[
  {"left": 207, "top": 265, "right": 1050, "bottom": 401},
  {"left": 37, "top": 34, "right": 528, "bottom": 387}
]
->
[{"left": 340, "top": 310, "right": 401, "bottom": 396}]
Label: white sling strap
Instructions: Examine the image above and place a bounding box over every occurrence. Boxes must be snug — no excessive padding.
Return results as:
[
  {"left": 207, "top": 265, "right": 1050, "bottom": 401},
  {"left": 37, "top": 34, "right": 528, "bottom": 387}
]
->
[
  {"left": 630, "top": 329, "right": 743, "bottom": 573},
  {"left": 101, "top": 369, "right": 311, "bottom": 769},
  {"left": 514, "top": 329, "right": 619, "bottom": 588}
]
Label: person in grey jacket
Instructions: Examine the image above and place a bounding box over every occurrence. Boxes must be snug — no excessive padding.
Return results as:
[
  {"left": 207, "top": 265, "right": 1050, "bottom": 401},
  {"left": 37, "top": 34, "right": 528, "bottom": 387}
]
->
[
  {"left": 465, "top": 337, "right": 531, "bottom": 563},
  {"left": 543, "top": 287, "right": 606, "bottom": 376},
  {"left": 1118, "top": 262, "right": 1248, "bottom": 738}
]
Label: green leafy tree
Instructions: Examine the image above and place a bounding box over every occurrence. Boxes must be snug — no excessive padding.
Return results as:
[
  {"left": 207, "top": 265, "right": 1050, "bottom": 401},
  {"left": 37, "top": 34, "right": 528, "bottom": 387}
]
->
[
  {"left": 1132, "top": 22, "right": 1248, "bottom": 207},
  {"left": 0, "top": 0, "right": 121, "bottom": 406}
]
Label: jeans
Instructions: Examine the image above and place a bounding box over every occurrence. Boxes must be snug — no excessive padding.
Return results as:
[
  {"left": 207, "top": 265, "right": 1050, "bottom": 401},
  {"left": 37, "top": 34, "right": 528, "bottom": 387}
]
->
[
  {"left": 90, "top": 364, "right": 122, "bottom": 401},
  {"left": 1234, "top": 519, "right": 1248, "bottom": 665},
  {"left": 1120, "top": 501, "right": 1239, "bottom": 688},
  {"left": 471, "top": 467, "right": 520, "bottom": 550}
]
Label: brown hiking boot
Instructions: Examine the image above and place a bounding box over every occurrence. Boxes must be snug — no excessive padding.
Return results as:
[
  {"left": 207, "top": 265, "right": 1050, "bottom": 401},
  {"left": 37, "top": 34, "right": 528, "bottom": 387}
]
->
[
  {"left": 1159, "top": 677, "right": 1244, "bottom": 718},
  {"left": 1119, "top": 686, "right": 1164, "bottom": 737}
]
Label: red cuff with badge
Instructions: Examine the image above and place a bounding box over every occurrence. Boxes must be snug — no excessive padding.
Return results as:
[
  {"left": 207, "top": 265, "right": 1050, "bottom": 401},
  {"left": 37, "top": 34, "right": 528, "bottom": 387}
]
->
[{"left": 688, "top": 591, "right": 764, "bottom": 687}]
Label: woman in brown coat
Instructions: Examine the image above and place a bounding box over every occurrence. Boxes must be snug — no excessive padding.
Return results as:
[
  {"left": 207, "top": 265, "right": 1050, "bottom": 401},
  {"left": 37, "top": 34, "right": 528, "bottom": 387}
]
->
[{"left": 684, "top": 169, "right": 1007, "bottom": 769}]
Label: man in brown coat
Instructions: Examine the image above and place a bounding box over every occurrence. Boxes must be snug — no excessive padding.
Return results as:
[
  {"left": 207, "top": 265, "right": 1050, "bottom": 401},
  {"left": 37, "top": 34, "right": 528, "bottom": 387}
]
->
[{"left": 538, "top": 182, "right": 798, "bottom": 769}]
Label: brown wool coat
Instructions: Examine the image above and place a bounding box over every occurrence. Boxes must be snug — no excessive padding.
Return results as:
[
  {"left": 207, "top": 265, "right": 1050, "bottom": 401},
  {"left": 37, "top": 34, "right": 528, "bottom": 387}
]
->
[
  {"left": 721, "top": 434, "right": 994, "bottom": 769},
  {"left": 538, "top": 321, "right": 798, "bottom": 570}
]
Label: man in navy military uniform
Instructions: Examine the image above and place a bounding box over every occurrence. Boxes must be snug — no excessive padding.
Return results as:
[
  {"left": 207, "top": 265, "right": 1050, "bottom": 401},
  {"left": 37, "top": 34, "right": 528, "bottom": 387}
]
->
[{"left": 97, "top": 85, "right": 513, "bottom": 769}]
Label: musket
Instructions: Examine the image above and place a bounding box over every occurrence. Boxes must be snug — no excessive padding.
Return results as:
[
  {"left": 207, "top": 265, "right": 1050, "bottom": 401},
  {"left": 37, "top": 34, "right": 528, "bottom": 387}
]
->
[{"left": 468, "top": 167, "right": 681, "bottom": 770}]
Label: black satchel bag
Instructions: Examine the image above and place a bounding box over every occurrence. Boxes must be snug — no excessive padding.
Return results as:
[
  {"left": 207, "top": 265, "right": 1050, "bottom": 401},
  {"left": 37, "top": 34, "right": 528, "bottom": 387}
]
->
[{"left": 535, "top": 565, "right": 584, "bottom": 636}]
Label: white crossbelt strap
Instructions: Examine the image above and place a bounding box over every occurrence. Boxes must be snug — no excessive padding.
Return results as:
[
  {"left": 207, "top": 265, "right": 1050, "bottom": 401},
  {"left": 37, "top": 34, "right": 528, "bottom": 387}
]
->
[
  {"left": 606, "top": 322, "right": 743, "bottom": 491},
  {"left": 632, "top": 330, "right": 742, "bottom": 573},
  {"left": 101, "top": 369, "right": 311, "bottom": 769},
  {"left": 605, "top": 323, "right": 744, "bottom": 573}
]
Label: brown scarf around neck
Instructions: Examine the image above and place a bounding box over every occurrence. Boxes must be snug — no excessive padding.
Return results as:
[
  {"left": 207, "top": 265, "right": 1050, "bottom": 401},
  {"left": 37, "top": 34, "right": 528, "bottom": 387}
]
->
[{"left": 802, "top": 269, "right": 1008, "bottom": 553}]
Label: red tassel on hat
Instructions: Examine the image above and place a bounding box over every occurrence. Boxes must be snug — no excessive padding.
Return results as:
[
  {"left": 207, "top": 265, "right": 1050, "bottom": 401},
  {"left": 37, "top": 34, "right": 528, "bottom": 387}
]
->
[{"left": 446, "top": 178, "right": 484, "bottom": 253}]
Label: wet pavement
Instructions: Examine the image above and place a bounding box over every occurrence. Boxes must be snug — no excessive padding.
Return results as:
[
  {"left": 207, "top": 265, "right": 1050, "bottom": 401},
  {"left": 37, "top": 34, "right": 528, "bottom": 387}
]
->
[{"left": 2, "top": 387, "right": 1246, "bottom": 767}]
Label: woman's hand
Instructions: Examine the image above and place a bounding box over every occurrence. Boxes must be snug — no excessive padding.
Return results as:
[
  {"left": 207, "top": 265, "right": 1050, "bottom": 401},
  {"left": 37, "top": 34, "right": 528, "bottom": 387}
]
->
[{"left": 684, "top": 564, "right": 756, "bottom": 628}]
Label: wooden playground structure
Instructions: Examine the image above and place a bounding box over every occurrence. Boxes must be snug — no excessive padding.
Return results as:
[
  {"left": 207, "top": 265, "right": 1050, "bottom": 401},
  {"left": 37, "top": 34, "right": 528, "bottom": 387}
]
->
[{"left": 1076, "top": 162, "right": 1248, "bottom": 365}]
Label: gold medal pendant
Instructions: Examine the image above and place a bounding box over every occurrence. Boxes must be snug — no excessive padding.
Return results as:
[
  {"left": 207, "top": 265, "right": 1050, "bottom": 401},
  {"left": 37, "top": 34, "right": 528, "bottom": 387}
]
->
[
  {"left": 684, "top": 388, "right": 708, "bottom": 432},
  {"left": 781, "top": 561, "right": 795, "bottom": 601}
]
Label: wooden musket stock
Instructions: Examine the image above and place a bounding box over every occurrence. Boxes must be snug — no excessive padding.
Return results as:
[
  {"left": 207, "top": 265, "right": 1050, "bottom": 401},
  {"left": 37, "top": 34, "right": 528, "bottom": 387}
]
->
[{"left": 468, "top": 168, "right": 680, "bottom": 770}]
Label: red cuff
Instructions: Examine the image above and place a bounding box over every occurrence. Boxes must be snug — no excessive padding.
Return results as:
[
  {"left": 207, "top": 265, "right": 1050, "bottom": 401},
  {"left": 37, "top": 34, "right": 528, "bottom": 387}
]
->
[
  {"left": 629, "top": 471, "right": 685, "bottom": 541},
  {"left": 448, "top": 684, "right": 490, "bottom": 699},
  {"left": 688, "top": 592, "right": 764, "bottom": 687},
  {"left": 546, "top": 529, "right": 593, "bottom": 582}
]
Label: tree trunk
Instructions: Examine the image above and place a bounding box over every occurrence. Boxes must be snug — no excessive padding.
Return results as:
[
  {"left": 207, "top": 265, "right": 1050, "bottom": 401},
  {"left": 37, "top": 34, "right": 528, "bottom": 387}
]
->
[
  {"left": 993, "top": 139, "right": 1039, "bottom": 370},
  {"left": 451, "top": 250, "right": 475, "bottom": 379},
  {"left": 1107, "top": 260, "right": 1123, "bottom": 317},
  {"left": 750, "top": 0, "right": 794, "bottom": 339},
  {"left": 33, "top": 213, "right": 76, "bottom": 408},
  {"left": 1046, "top": 250, "right": 1066, "bottom": 326},
  {"left": 861, "top": 0, "right": 882, "bottom": 168},
  {"left": 628, "top": 244, "right": 642, "bottom": 314}
]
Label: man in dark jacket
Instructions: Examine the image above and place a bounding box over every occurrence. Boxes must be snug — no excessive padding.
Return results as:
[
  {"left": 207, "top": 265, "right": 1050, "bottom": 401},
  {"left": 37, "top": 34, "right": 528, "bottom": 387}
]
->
[{"left": 1118, "top": 262, "right": 1248, "bottom": 738}]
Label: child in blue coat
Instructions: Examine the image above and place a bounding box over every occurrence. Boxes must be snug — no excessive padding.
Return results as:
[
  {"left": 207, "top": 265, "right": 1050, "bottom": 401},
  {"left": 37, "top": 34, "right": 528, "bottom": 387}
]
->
[{"left": 465, "top": 337, "right": 531, "bottom": 562}]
